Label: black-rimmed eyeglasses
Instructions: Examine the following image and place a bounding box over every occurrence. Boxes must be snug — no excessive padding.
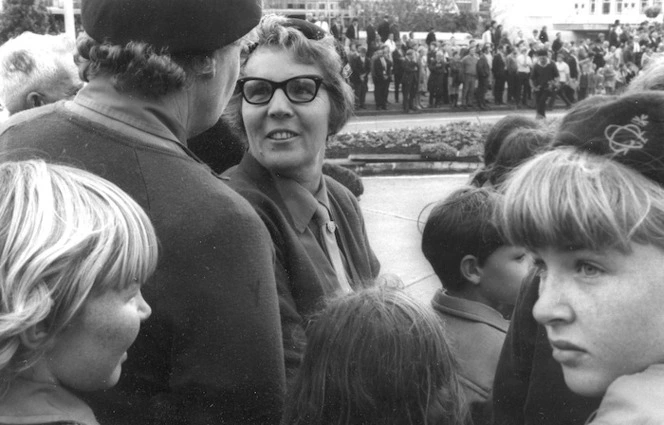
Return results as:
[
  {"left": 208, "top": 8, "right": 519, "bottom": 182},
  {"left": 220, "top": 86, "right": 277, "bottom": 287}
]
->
[{"left": 236, "top": 75, "right": 325, "bottom": 105}]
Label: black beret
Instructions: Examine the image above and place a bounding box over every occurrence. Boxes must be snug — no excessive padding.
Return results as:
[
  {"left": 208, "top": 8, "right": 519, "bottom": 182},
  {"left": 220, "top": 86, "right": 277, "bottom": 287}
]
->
[
  {"left": 554, "top": 92, "right": 664, "bottom": 186},
  {"left": 536, "top": 49, "right": 549, "bottom": 57},
  {"left": 81, "top": 0, "right": 262, "bottom": 53}
]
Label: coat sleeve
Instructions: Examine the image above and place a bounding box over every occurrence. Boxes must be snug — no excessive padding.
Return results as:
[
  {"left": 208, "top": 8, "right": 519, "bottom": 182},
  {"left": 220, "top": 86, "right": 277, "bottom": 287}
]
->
[{"left": 492, "top": 271, "right": 540, "bottom": 425}]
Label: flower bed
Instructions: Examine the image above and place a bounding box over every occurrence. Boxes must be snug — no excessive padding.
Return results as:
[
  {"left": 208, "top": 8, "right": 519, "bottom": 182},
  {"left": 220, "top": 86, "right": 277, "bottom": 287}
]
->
[{"left": 328, "top": 121, "right": 492, "bottom": 161}]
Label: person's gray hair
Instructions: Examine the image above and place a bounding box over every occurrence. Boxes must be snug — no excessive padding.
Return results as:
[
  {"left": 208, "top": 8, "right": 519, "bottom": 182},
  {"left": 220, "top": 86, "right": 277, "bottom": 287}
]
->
[{"left": 0, "top": 32, "right": 77, "bottom": 114}]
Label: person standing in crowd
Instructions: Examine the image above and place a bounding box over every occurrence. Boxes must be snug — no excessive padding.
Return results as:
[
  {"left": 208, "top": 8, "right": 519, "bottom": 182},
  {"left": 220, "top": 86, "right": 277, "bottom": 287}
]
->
[
  {"left": 330, "top": 17, "right": 341, "bottom": 41},
  {"left": 505, "top": 46, "right": 519, "bottom": 106},
  {"left": 530, "top": 49, "right": 559, "bottom": 118},
  {"left": 346, "top": 17, "right": 360, "bottom": 44},
  {"left": 390, "top": 16, "right": 401, "bottom": 45},
  {"left": 372, "top": 45, "right": 392, "bottom": 110},
  {"left": 428, "top": 50, "right": 446, "bottom": 108},
  {"left": 552, "top": 32, "right": 563, "bottom": 60},
  {"left": 365, "top": 17, "right": 377, "bottom": 58},
  {"left": 565, "top": 48, "right": 579, "bottom": 103},
  {"left": 516, "top": 43, "right": 533, "bottom": 108},
  {"left": 461, "top": 47, "right": 479, "bottom": 109},
  {"left": 426, "top": 27, "right": 437, "bottom": 46},
  {"left": 0, "top": 32, "right": 83, "bottom": 116},
  {"left": 417, "top": 45, "right": 430, "bottom": 109},
  {"left": 0, "top": 0, "right": 286, "bottom": 424},
  {"left": 539, "top": 26, "right": 549, "bottom": 44},
  {"left": 448, "top": 49, "right": 462, "bottom": 108},
  {"left": 350, "top": 45, "right": 370, "bottom": 109},
  {"left": 401, "top": 49, "right": 420, "bottom": 113},
  {"left": 377, "top": 15, "right": 391, "bottom": 43},
  {"left": 493, "top": 44, "right": 507, "bottom": 105},
  {"left": 224, "top": 16, "right": 380, "bottom": 383},
  {"left": 482, "top": 22, "right": 495, "bottom": 47},
  {"left": 476, "top": 46, "right": 491, "bottom": 110},
  {"left": 553, "top": 53, "right": 573, "bottom": 108},
  {"left": 392, "top": 40, "right": 405, "bottom": 104}
]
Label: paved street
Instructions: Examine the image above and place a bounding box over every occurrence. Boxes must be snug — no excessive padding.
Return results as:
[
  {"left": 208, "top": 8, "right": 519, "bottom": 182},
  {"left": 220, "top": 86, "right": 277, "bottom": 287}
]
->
[{"left": 359, "top": 173, "right": 469, "bottom": 304}]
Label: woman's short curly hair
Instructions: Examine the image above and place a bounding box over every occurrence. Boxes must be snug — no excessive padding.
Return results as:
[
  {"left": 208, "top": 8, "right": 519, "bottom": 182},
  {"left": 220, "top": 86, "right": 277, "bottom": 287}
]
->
[
  {"left": 75, "top": 32, "right": 218, "bottom": 98},
  {"left": 0, "top": 160, "right": 158, "bottom": 394},
  {"left": 225, "top": 14, "right": 355, "bottom": 139}
]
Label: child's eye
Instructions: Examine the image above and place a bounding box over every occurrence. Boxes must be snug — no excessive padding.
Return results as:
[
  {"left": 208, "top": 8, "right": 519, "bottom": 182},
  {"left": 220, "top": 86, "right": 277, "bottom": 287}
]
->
[{"left": 576, "top": 261, "right": 602, "bottom": 277}]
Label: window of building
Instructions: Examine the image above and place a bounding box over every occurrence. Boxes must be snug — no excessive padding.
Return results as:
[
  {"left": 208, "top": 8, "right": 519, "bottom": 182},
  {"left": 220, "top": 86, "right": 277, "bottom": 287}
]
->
[
  {"left": 591, "top": 0, "right": 597, "bottom": 13},
  {"left": 602, "top": 0, "right": 611, "bottom": 13},
  {"left": 616, "top": 0, "right": 623, "bottom": 12},
  {"left": 655, "top": 0, "right": 663, "bottom": 8},
  {"left": 641, "top": 0, "right": 649, "bottom": 11}
]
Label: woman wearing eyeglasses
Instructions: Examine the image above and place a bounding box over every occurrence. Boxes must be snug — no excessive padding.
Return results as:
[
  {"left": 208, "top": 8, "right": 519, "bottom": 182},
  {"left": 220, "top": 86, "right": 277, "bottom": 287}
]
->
[{"left": 225, "top": 15, "right": 380, "bottom": 382}]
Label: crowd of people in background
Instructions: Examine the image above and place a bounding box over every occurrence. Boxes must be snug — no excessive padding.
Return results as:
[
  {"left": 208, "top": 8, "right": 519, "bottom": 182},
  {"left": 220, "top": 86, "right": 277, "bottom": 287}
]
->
[
  {"left": 304, "top": 12, "right": 664, "bottom": 116},
  {"left": 4, "top": 1, "right": 664, "bottom": 424}
]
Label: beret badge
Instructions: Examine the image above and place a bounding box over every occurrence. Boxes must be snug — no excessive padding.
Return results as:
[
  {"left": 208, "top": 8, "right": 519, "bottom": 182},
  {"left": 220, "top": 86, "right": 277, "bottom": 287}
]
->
[{"left": 604, "top": 114, "right": 649, "bottom": 156}]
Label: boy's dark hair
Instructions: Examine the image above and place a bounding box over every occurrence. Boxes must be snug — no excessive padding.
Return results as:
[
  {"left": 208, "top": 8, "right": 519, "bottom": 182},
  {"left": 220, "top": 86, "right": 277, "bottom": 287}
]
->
[{"left": 422, "top": 187, "right": 504, "bottom": 291}]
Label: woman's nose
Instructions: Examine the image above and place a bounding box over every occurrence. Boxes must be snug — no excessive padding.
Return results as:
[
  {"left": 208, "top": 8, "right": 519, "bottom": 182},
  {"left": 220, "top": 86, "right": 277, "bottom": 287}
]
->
[{"left": 267, "top": 87, "right": 294, "bottom": 118}]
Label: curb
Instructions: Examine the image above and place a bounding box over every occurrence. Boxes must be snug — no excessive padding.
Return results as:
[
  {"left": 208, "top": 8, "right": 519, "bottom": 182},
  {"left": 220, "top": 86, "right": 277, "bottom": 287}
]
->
[{"left": 326, "top": 158, "right": 481, "bottom": 177}]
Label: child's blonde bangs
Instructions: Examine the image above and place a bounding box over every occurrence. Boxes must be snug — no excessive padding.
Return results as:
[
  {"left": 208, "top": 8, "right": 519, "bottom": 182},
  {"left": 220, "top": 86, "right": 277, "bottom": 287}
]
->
[{"left": 498, "top": 148, "right": 664, "bottom": 253}]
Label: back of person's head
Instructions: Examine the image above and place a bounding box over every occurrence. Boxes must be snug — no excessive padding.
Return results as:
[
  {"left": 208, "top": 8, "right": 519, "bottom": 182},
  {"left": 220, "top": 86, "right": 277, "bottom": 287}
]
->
[
  {"left": 482, "top": 115, "right": 541, "bottom": 166},
  {"left": 0, "top": 32, "right": 82, "bottom": 115},
  {"left": 282, "top": 286, "right": 468, "bottom": 425},
  {"left": 0, "top": 160, "right": 158, "bottom": 394},
  {"left": 486, "top": 127, "right": 552, "bottom": 188},
  {"left": 76, "top": 0, "right": 261, "bottom": 98},
  {"left": 422, "top": 187, "right": 504, "bottom": 291}
]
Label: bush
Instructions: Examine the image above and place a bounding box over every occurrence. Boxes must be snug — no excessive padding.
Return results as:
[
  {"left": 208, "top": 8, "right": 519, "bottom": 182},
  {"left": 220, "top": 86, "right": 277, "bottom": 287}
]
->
[
  {"left": 0, "top": 0, "right": 54, "bottom": 43},
  {"left": 328, "top": 121, "right": 491, "bottom": 161}
]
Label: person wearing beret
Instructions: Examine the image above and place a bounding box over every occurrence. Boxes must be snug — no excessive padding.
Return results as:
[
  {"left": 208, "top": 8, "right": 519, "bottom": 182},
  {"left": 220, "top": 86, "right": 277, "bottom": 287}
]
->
[
  {"left": 0, "top": 0, "right": 286, "bottom": 424},
  {"left": 224, "top": 15, "right": 380, "bottom": 383}
]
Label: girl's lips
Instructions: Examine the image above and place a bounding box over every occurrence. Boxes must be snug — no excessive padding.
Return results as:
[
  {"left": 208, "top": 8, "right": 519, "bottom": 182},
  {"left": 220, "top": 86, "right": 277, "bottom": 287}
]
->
[{"left": 550, "top": 340, "right": 588, "bottom": 365}]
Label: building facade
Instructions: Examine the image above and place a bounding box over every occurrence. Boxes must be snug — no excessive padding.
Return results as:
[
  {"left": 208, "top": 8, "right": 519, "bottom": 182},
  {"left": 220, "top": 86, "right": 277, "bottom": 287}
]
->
[{"left": 494, "top": 0, "right": 662, "bottom": 40}]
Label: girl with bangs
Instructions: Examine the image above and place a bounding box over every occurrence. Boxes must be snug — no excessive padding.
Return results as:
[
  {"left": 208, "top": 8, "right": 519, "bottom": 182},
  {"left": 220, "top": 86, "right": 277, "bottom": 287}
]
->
[
  {"left": 494, "top": 92, "right": 664, "bottom": 424},
  {"left": 0, "top": 160, "right": 157, "bottom": 425}
]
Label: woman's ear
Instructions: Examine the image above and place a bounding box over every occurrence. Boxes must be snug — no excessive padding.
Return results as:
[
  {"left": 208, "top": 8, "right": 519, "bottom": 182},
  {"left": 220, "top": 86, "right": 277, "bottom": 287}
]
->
[
  {"left": 21, "top": 322, "right": 49, "bottom": 350},
  {"left": 460, "top": 254, "right": 482, "bottom": 286}
]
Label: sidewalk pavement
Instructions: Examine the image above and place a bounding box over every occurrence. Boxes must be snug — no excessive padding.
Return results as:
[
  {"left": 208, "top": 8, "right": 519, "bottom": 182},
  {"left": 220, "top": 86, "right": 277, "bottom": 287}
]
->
[{"left": 359, "top": 174, "right": 469, "bottom": 304}]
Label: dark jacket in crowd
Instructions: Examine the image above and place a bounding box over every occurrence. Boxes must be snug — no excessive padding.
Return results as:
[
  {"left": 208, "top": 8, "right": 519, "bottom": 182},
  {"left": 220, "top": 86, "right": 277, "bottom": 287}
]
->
[
  {"left": 226, "top": 153, "right": 380, "bottom": 381},
  {"left": 0, "top": 81, "right": 286, "bottom": 425}
]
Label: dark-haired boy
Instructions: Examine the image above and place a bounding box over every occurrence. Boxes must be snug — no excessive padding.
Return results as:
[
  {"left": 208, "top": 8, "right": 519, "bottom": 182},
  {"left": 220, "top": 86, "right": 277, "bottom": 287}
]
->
[{"left": 422, "top": 186, "right": 532, "bottom": 424}]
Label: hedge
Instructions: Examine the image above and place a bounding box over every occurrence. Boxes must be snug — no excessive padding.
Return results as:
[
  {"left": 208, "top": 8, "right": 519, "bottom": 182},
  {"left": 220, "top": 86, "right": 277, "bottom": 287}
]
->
[{"left": 328, "top": 121, "right": 492, "bottom": 161}]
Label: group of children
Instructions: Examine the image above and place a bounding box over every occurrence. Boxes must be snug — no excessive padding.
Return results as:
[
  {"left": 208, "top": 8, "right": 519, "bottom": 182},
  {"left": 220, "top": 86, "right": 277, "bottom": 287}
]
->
[{"left": 3, "top": 61, "right": 664, "bottom": 425}]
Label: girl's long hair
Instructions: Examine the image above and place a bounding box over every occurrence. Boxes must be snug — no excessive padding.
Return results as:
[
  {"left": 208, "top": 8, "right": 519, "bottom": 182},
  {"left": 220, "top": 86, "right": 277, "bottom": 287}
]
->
[{"left": 282, "top": 286, "right": 469, "bottom": 425}]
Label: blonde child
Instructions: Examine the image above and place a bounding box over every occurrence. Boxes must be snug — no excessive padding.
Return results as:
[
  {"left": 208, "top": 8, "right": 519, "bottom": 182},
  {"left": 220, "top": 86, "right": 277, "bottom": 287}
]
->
[
  {"left": 282, "top": 286, "right": 469, "bottom": 425},
  {"left": 0, "top": 160, "right": 157, "bottom": 424}
]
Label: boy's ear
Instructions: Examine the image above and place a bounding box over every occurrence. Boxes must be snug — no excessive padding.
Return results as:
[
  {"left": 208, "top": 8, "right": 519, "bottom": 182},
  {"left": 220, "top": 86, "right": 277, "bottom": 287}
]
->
[
  {"left": 460, "top": 254, "right": 482, "bottom": 286},
  {"left": 22, "top": 322, "right": 49, "bottom": 350}
]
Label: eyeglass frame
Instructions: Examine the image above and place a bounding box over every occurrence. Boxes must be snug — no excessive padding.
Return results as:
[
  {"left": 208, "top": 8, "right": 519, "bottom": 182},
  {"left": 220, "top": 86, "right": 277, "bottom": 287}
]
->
[{"left": 236, "top": 75, "right": 326, "bottom": 105}]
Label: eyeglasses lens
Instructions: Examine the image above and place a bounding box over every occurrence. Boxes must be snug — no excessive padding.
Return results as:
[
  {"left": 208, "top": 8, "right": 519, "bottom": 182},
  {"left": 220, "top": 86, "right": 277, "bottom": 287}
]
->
[{"left": 242, "top": 78, "right": 318, "bottom": 104}]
